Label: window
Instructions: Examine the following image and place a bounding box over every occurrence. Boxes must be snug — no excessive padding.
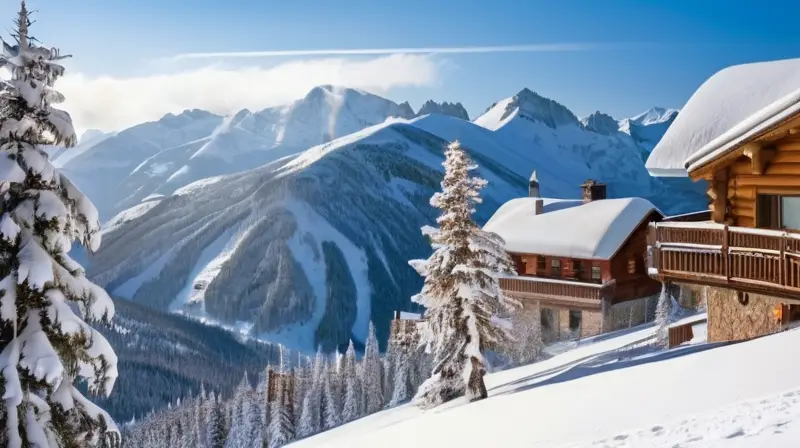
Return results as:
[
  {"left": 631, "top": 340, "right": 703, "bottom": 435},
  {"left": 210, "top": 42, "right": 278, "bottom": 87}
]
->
[
  {"left": 757, "top": 194, "right": 800, "bottom": 230},
  {"left": 591, "top": 265, "right": 601, "bottom": 281},
  {"left": 540, "top": 308, "right": 556, "bottom": 333},
  {"left": 569, "top": 310, "right": 582, "bottom": 332},
  {"left": 536, "top": 256, "right": 546, "bottom": 272},
  {"left": 550, "top": 259, "right": 561, "bottom": 276},
  {"left": 572, "top": 260, "right": 583, "bottom": 276},
  {"left": 627, "top": 257, "right": 636, "bottom": 274},
  {"left": 781, "top": 197, "right": 800, "bottom": 230}
]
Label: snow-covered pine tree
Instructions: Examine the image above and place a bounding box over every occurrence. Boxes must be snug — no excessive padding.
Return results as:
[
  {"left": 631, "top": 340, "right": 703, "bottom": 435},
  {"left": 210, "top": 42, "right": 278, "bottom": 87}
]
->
[
  {"left": 267, "top": 372, "right": 294, "bottom": 447},
  {"left": 205, "top": 392, "right": 226, "bottom": 448},
  {"left": 388, "top": 349, "right": 411, "bottom": 406},
  {"left": 224, "top": 372, "right": 251, "bottom": 448},
  {"left": 341, "top": 340, "right": 360, "bottom": 422},
  {"left": 267, "top": 345, "right": 294, "bottom": 446},
  {"left": 362, "top": 322, "right": 384, "bottom": 414},
  {"left": 654, "top": 284, "right": 673, "bottom": 347},
  {"left": 321, "top": 363, "right": 340, "bottom": 430},
  {"left": 0, "top": 3, "right": 120, "bottom": 446},
  {"left": 382, "top": 337, "right": 396, "bottom": 407},
  {"left": 408, "top": 140, "right": 519, "bottom": 408},
  {"left": 247, "top": 391, "right": 265, "bottom": 447},
  {"left": 510, "top": 303, "right": 544, "bottom": 367}
]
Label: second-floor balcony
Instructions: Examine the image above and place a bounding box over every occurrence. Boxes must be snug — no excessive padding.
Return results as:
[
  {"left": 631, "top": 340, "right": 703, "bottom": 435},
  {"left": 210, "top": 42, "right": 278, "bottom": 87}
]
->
[
  {"left": 499, "top": 275, "right": 615, "bottom": 310},
  {"left": 647, "top": 221, "right": 800, "bottom": 299}
]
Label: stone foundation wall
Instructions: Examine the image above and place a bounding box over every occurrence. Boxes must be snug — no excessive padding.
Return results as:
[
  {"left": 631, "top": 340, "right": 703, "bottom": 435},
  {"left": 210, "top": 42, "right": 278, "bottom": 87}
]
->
[
  {"left": 702, "top": 285, "right": 782, "bottom": 342},
  {"left": 605, "top": 295, "right": 659, "bottom": 331},
  {"left": 581, "top": 310, "right": 604, "bottom": 337}
]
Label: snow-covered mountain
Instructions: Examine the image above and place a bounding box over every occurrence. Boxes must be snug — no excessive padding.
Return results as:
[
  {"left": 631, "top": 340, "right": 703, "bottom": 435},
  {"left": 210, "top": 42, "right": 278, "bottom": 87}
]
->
[
  {"left": 85, "top": 87, "right": 706, "bottom": 354},
  {"left": 416, "top": 100, "right": 470, "bottom": 120},
  {"left": 59, "top": 86, "right": 414, "bottom": 220},
  {"left": 619, "top": 106, "right": 680, "bottom": 153}
]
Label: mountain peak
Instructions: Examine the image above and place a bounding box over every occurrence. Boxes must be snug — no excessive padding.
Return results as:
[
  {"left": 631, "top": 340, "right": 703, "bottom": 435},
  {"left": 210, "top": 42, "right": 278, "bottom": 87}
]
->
[
  {"left": 628, "top": 107, "right": 679, "bottom": 125},
  {"left": 581, "top": 111, "right": 620, "bottom": 135},
  {"left": 398, "top": 101, "right": 415, "bottom": 118},
  {"left": 416, "top": 100, "right": 470, "bottom": 120},
  {"left": 501, "top": 88, "right": 580, "bottom": 128}
]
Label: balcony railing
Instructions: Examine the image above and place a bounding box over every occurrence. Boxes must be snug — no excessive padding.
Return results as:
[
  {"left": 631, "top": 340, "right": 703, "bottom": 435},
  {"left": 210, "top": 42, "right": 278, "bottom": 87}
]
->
[
  {"left": 647, "top": 221, "right": 800, "bottom": 299},
  {"left": 499, "top": 276, "right": 613, "bottom": 310}
]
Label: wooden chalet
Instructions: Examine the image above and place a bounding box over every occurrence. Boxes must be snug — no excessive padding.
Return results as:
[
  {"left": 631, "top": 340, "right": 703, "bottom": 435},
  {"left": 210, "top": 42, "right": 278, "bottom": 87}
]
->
[
  {"left": 484, "top": 175, "right": 664, "bottom": 340},
  {"left": 645, "top": 57, "right": 800, "bottom": 342}
]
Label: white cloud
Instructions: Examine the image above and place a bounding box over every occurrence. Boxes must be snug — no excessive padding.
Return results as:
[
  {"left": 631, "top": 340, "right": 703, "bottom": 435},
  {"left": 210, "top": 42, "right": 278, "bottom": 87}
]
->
[
  {"left": 57, "top": 54, "right": 441, "bottom": 133},
  {"left": 168, "top": 43, "right": 597, "bottom": 60}
]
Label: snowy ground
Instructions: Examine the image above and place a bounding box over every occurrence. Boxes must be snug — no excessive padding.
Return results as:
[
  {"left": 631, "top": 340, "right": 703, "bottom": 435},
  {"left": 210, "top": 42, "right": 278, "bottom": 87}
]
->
[{"left": 292, "top": 322, "right": 800, "bottom": 447}]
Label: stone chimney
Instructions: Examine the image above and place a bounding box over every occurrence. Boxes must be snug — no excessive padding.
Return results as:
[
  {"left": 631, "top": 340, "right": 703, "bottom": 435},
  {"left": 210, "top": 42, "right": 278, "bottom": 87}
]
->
[
  {"left": 528, "top": 171, "right": 540, "bottom": 198},
  {"left": 581, "top": 179, "right": 607, "bottom": 202}
]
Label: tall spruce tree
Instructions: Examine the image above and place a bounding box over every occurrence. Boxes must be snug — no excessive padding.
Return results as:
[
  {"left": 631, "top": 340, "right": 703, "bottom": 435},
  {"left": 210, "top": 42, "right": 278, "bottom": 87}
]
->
[
  {"left": 341, "top": 340, "right": 359, "bottom": 422},
  {"left": 0, "top": 2, "right": 119, "bottom": 446},
  {"left": 655, "top": 284, "right": 671, "bottom": 347},
  {"left": 409, "top": 140, "right": 518, "bottom": 408},
  {"left": 362, "top": 321, "right": 384, "bottom": 414}
]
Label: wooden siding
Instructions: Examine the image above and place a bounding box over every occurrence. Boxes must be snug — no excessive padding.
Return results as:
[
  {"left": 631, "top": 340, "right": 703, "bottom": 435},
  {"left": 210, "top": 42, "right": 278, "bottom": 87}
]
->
[
  {"left": 703, "top": 133, "right": 800, "bottom": 228},
  {"left": 510, "top": 253, "right": 609, "bottom": 283},
  {"left": 609, "top": 211, "right": 664, "bottom": 303}
]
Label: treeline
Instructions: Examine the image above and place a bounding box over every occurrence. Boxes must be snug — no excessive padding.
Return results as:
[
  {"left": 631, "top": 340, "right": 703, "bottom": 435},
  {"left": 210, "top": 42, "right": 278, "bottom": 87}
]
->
[{"left": 122, "top": 321, "right": 429, "bottom": 447}]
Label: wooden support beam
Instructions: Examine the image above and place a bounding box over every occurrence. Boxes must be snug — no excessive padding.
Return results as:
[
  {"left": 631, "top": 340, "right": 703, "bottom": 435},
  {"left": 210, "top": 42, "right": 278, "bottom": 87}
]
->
[
  {"left": 734, "top": 174, "right": 800, "bottom": 187},
  {"left": 742, "top": 143, "right": 776, "bottom": 175},
  {"left": 710, "top": 169, "right": 728, "bottom": 223}
]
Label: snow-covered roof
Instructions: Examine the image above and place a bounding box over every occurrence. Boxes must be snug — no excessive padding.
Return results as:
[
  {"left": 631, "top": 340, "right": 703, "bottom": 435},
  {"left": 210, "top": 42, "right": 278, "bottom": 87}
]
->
[
  {"left": 484, "top": 197, "right": 660, "bottom": 260},
  {"left": 646, "top": 58, "right": 800, "bottom": 177}
]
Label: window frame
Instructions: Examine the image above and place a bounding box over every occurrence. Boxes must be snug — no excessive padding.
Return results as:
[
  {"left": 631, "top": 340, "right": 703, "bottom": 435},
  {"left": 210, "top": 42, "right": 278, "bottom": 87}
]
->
[
  {"left": 591, "top": 265, "right": 602, "bottom": 281},
  {"left": 550, "top": 258, "right": 561, "bottom": 276}
]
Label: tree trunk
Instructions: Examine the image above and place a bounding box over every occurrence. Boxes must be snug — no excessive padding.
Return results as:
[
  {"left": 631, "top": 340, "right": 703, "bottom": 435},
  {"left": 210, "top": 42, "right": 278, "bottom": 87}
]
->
[{"left": 466, "top": 356, "right": 487, "bottom": 401}]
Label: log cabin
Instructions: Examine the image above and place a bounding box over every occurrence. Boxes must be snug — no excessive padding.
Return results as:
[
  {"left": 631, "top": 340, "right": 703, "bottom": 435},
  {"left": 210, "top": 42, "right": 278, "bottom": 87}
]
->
[
  {"left": 645, "top": 57, "right": 800, "bottom": 343},
  {"left": 484, "top": 175, "right": 664, "bottom": 340}
]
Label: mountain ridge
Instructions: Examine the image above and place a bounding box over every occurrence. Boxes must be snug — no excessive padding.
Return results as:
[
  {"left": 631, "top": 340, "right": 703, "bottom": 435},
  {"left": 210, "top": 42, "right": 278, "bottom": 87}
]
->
[{"left": 83, "top": 86, "right": 706, "bottom": 354}]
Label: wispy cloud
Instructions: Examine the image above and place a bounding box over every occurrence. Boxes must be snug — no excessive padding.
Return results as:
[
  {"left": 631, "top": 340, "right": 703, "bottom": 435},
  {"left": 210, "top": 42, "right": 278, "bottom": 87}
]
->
[
  {"left": 168, "top": 43, "right": 597, "bottom": 61},
  {"left": 58, "top": 54, "right": 440, "bottom": 133}
]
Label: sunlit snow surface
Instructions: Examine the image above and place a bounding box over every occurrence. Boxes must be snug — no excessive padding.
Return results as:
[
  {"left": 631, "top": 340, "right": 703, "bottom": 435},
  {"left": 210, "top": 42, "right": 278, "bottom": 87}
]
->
[{"left": 293, "top": 321, "right": 800, "bottom": 448}]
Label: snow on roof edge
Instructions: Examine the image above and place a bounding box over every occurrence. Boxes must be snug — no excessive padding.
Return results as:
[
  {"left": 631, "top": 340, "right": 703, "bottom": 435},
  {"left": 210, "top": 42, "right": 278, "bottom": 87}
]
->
[{"left": 686, "top": 97, "right": 800, "bottom": 172}]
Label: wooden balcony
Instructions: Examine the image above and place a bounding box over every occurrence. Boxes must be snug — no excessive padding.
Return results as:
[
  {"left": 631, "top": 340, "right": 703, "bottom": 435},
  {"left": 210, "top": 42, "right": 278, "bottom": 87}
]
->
[
  {"left": 499, "top": 276, "right": 613, "bottom": 310},
  {"left": 647, "top": 222, "right": 800, "bottom": 299}
]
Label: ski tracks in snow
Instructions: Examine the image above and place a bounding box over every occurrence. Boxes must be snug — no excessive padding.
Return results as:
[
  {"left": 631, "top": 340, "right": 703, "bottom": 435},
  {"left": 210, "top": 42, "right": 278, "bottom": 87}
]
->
[{"left": 583, "top": 388, "right": 800, "bottom": 448}]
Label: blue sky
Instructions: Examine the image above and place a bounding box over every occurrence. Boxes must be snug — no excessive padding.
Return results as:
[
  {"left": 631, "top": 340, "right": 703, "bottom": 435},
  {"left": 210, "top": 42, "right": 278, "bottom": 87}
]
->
[{"left": 7, "top": 0, "right": 800, "bottom": 131}]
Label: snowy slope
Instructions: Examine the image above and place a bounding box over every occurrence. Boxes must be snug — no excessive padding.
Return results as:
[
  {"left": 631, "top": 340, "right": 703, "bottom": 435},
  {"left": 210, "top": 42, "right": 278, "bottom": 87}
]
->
[
  {"left": 86, "top": 87, "right": 706, "bottom": 353},
  {"left": 292, "top": 325, "right": 800, "bottom": 448},
  {"left": 59, "top": 86, "right": 414, "bottom": 220}
]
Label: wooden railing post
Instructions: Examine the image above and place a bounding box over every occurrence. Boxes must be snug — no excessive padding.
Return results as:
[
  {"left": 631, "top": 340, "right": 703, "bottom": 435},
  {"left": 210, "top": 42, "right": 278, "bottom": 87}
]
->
[
  {"left": 780, "top": 234, "right": 786, "bottom": 287},
  {"left": 722, "top": 225, "right": 730, "bottom": 282}
]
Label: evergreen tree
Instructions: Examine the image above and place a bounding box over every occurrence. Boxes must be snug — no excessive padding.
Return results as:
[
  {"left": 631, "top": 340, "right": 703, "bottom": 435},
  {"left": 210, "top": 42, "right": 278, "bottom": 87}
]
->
[
  {"left": 267, "top": 374, "right": 294, "bottom": 447},
  {"left": 205, "top": 393, "right": 226, "bottom": 448},
  {"left": 297, "top": 385, "right": 319, "bottom": 438},
  {"left": 389, "top": 346, "right": 413, "bottom": 406},
  {"left": 224, "top": 373, "right": 251, "bottom": 448},
  {"left": 0, "top": 2, "right": 119, "bottom": 446},
  {"left": 655, "top": 284, "right": 671, "bottom": 347},
  {"left": 363, "top": 322, "right": 384, "bottom": 414},
  {"left": 341, "top": 340, "right": 360, "bottom": 422},
  {"left": 408, "top": 141, "right": 518, "bottom": 408},
  {"left": 321, "top": 364, "right": 340, "bottom": 430},
  {"left": 510, "top": 303, "right": 544, "bottom": 366},
  {"left": 382, "top": 338, "right": 397, "bottom": 407}
]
